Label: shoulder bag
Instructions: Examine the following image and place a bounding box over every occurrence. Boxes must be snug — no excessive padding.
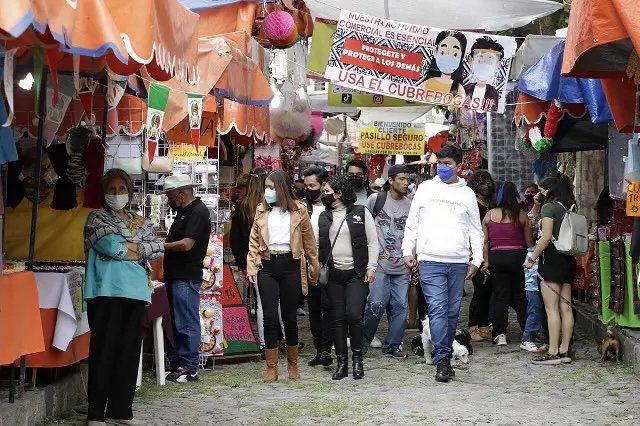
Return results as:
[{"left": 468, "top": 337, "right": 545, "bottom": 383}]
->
[{"left": 318, "top": 216, "right": 347, "bottom": 285}]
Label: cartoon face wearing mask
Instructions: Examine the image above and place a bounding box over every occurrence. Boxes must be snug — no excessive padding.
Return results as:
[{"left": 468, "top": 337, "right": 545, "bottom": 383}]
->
[
  {"left": 433, "top": 35, "right": 464, "bottom": 75},
  {"left": 470, "top": 51, "right": 500, "bottom": 83}
]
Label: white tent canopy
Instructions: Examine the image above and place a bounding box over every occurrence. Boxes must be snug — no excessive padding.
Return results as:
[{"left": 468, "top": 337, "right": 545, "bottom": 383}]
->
[{"left": 305, "top": 0, "right": 563, "bottom": 31}]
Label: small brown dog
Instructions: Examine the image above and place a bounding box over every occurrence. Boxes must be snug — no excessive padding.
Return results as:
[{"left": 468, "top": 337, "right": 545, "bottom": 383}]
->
[{"left": 597, "top": 327, "right": 621, "bottom": 362}]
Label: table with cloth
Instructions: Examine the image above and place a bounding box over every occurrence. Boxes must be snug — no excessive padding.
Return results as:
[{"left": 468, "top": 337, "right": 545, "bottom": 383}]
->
[
  {"left": 0, "top": 272, "right": 45, "bottom": 366},
  {"left": 21, "top": 270, "right": 90, "bottom": 368}
]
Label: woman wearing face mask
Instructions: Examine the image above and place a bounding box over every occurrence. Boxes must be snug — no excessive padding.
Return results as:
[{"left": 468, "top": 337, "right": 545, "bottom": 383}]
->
[
  {"left": 246, "top": 169, "right": 319, "bottom": 382},
  {"left": 230, "top": 168, "right": 287, "bottom": 356},
  {"left": 318, "top": 175, "right": 378, "bottom": 380},
  {"left": 424, "top": 30, "right": 468, "bottom": 96},
  {"left": 520, "top": 183, "right": 538, "bottom": 213},
  {"left": 84, "top": 169, "right": 164, "bottom": 425},
  {"left": 465, "top": 170, "right": 496, "bottom": 342}
]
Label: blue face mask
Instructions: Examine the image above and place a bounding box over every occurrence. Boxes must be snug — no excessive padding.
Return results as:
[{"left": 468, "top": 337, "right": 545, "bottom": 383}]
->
[
  {"left": 435, "top": 55, "right": 460, "bottom": 74},
  {"left": 264, "top": 188, "right": 277, "bottom": 204},
  {"left": 437, "top": 164, "right": 456, "bottom": 182}
]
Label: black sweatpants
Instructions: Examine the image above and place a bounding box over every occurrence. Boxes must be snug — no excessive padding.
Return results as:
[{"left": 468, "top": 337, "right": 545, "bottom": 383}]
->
[
  {"left": 468, "top": 272, "right": 493, "bottom": 328},
  {"left": 87, "top": 297, "right": 145, "bottom": 422},
  {"left": 489, "top": 249, "right": 527, "bottom": 339},
  {"left": 307, "top": 283, "right": 332, "bottom": 353},
  {"left": 257, "top": 254, "right": 302, "bottom": 349}
]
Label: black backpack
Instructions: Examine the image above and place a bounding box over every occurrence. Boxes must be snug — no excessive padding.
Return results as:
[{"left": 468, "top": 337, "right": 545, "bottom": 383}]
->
[{"left": 371, "top": 191, "right": 388, "bottom": 219}]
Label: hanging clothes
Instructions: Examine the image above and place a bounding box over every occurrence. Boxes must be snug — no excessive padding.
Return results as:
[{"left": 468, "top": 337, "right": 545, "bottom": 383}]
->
[
  {"left": 609, "top": 240, "right": 626, "bottom": 314},
  {"left": 83, "top": 137, "right": 105, "bottom": 209},
  {"left": 48, "top": 143, "right": 77, "bottom": 210}
]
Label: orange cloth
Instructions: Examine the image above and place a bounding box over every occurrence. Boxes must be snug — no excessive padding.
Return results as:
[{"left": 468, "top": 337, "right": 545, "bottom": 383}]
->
[
  {"left": 20, "top": 309, "right": 90, "bottom": 368},
  {"left": 0, "top": 272, "right": 45, "bottom": 365}
]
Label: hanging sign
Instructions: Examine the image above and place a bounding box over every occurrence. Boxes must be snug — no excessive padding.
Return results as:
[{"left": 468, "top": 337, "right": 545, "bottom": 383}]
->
[
  {"left": 106, "top": 78, "right": 127, "bottom": 134},
  {"left": 77, "top": 77, "right": 97, "bottom": 124},
  {"left": 358, "top": 121, "right": 426, "bottom": 155},
  {"left": 328, "top": 83, "right": 416, "bottom": 107},
  {"left": 324, "top": 10, "right": 516, "bottom": 113},
  {"left": 627, "top": 181, "right": 640, "bottom": 216},
  {"left": 145, "top": 82, "right": 170, "bottom": 163},
  {"left": 187, "top": 92, "right": 205, "bottom": 150},
  {"left": 43, "top": 76, "right": 75, "bottom": 146},
  {"left": 166, "top": 111, "right": 217, "bottom": 147}
]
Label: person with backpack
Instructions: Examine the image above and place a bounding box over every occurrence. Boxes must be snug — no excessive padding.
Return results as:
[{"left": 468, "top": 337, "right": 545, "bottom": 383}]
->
[
  {"left": 524, "top": 175, "right": 581, "bottom": 365},
  {"left": 362, "top": 165, "right": 413, "bottom": 359}
]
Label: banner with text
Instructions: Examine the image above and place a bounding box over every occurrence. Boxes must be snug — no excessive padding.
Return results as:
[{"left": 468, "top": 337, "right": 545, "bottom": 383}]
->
[
  {"left": 328, "top": 83, "right": 416, "bottom": 107},
  {"left": 324, "top": 10, "right": 516, "bottom": 113},
  {"left": 358, "top": 121, "right": 426, "bottom": 155}
]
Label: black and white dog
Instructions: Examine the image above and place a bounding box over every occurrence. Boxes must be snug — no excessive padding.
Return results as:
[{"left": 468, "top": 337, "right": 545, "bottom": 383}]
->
[{"left": 421, "top": 317, "right": 470, "bottom": 365}]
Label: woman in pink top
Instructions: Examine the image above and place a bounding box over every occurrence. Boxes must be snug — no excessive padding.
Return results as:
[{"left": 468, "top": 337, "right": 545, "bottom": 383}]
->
[{"left": 482, "top": 182, "right": 534, "bottom": 346}]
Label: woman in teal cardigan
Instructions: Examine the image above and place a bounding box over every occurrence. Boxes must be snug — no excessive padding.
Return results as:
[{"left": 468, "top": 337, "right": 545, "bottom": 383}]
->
[{"left": 84, "top": 169, "right": 164, "bottom": 426}]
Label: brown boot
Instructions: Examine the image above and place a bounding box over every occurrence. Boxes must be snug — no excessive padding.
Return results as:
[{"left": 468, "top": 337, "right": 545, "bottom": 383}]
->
[
  {"left": 469, "top": 326, "right": 484, "bottom": 342},
  {"left": 264, "top": 349, "right": 278, "bottom": 382},
  {"left": 478, "top": 326, "right": 493, "bottom": 341},
  {"left": 286, "top": 345, "right": 301, "bottom": 380}
]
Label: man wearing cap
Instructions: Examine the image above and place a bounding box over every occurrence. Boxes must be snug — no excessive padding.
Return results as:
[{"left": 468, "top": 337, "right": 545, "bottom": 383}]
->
[
  {"left": 163, "top": 174, "right": 212, "bottom": 383},
  {"left": 363, "top": 164, "right": 412, "bottom": 358}
]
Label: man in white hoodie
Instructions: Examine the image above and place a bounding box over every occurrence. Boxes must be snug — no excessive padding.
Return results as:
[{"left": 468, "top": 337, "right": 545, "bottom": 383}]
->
[{"left": 402, "top": 144, "right": 484, "bottom": 383}]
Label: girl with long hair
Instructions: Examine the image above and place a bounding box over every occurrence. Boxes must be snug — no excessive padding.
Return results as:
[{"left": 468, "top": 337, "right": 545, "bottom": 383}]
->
[
  {"left": 424, "top": 30, "right": 468, "bottom": 96},
  {"left": 525, "top": 175, "right": 577, "bottom": 365},
  {"left": 246, "top": 169, "right": 319, "bottom": 382},
  {"left": 318, "top": 175, "right": 378, "bottom": 380},
  {"left": 482, "top": 181, "right": 533, "bottom": 346},
  {"left": 230, "top": 168, "right": 285, "bottom": 354},
  {"left": 466, "top": 170, "right": 495, "bottom": 342}
]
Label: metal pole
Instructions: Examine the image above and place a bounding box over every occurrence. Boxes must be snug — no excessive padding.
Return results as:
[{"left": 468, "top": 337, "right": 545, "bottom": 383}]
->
[{"left": 18, "top": 71, "right": 48, "bottom": 399}]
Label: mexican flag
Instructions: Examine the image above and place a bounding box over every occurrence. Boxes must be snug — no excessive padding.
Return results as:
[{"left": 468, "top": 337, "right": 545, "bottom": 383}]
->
[
  {"left": 187, "top": 92, "right": 204, "bottom": 151},
  {"left": 146, "top": 82, "right": 170, "bottom": 164}
]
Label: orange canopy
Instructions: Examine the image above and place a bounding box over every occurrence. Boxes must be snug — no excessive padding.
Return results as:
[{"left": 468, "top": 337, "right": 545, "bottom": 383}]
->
[
  {"left": 0, "top": 0, "right": 200, "bottom": 80},
  {"left": 562, "top": 0, "right": 639, "bottom": 132},
  {"left": 514, "top": 93, "right": 588, "bottom": 126}
]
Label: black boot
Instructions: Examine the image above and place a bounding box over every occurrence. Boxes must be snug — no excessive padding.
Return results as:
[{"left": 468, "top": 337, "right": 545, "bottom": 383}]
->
[
  {"left": 332, "top": 326, "right": 348, "bottom": 380},
  {"left": 435, "top": 360, "right": 452, "bottom": 383},
  {"left": 308, "top": 351, "right": 323, "bottom": 366},
  {"left": 308, "top": 351, "right": 333, "bottom": 367},
  {"left": 352, "top": 349, "right": 364, "bottom": 379},
  {"left": 446, "top": 358, "right": 455, "bottom": 378}
]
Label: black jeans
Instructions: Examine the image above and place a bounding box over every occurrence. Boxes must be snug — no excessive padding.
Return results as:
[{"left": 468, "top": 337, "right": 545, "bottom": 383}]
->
[
  {"left": 307, "top": 283, "right": 332, "bottom": 353},
  {"left": 468, "top": 272, "right": 493, "bottom": 328},
  {"left": 489, "top": 249, "right": 527, "bottom": 338},
  {"left": 326, "top": 268, "right": 369, "bottom": 354},
  {"left": 257, "top": 254, "right": 302, "bottom": 349},
  {"left": 415, "top": 277, "right": 428, "bottom": 331},
  {"left": 87, "top": 297, "right": 145, "bottom": 422}
]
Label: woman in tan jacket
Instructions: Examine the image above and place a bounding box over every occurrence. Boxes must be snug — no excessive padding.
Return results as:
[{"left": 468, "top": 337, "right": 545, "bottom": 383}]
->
[{"left": 247, "top": 169, "right": 319, "bottom": 382}]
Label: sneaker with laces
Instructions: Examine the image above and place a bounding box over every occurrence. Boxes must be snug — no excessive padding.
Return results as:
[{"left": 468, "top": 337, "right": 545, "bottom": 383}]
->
[
  {"left": 520, "top": 341, "right": 539, "bottom": 352},
  {"left": 370, "top": 335, "right": 383, "bottom": 348},
  {"left": 493, "top": 334, "right": 507, "bottom": 346},
  {"left": 382, "top": 346, "right": 408, "bottom": 359}
]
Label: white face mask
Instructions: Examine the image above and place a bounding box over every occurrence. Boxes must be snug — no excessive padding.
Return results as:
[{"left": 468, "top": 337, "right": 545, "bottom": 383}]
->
[
  {"left": 105, "top": 194, "right": 129, "bottom": 211},
  {"left": 472, "top": 63, "right": 496, "bottom": 83}
]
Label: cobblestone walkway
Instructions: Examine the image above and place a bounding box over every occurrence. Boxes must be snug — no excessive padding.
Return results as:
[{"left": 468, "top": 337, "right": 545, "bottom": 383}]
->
[{"left": 49, "top": 283, "right": 640, "bottom": 426}]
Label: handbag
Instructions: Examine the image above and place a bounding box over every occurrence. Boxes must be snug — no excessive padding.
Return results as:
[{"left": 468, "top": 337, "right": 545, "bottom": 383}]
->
[
  {"left": 112, "top": 137, "right": 142, "bottom": 175},
  {"left": 318, "top": 216, "right": 347, "bottom": 285}
]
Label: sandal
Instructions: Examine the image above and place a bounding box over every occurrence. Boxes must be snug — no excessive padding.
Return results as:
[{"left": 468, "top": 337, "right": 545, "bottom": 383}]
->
[
  {"left": 531, "top": 352, "right": 561, "bottom": 365},
  {"left": 558, "top": 351, "right": 572, "bottom": 364}
]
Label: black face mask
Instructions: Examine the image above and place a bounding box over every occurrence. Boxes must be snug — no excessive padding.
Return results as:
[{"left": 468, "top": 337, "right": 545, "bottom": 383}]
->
[
  {"left": 305, "top": 188, "right": 322, "bottom": 203},
  {"left": 321, "top": 193, "right": 336, "bottom": 209},
  {"left": 535, "top": 193, "right": 546, "bottom": 205},
  {"left": 168, "top": 201, "right": 181, "bottom": 212},
  {"left": 295, "top": 188, "right": 306, "bottom": 199},
  {"left": 348, "top": 175, "right": 364, "bottom": 190},
  {"left": 478, "top": 184, "right": 493, "bottom": 197},
  {"left": 524, "top": 194, "right": 535, "bottom": 203}
]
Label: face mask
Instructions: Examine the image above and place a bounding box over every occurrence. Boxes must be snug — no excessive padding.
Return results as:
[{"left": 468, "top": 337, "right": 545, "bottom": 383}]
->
[
  {"left": 472, "top": 63, "right": 496, "bottom": 82},
  {"left": 437, "top": 164, "right": 456, "bottom": 182},
  {"left": 435, "top": 55, "right": 460, "bottom": 74},
  {"left": 305, "top": 188, "right": 322, "bottom": 203},
  {"left": 524, "top": 194, "right": 535, "bottom": 203},
  {"left": 295, "top": 188, "right": 306, "bottom": 199},
  {"left": 321, "top": 193, "right": 336, "bottom": 209},
  {"left": 105, "top": 194, "right": 129, "bottom": 211},
  {"left": 535, "top": 193, "right": 547, "bottom": 205},
  {"left": 347, "top": 175, "right": 364, "bottom": 190},
  {"left": 264, "top": 188, "right": 277, "bottom": 204}
]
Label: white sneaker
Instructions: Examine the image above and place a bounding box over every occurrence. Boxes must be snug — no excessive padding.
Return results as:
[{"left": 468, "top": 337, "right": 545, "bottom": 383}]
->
[
  {"left": 370, "top": 335, "right": 383, "bottom": 348},
  {"left": 520, "top": 341, "right": 539, "bottom": 352},
  {"left": 346, "top": 338, "right": 351, "bottom": 348},
  {"left": 494, "top": 334, "right": 507, "bottom": 346}
]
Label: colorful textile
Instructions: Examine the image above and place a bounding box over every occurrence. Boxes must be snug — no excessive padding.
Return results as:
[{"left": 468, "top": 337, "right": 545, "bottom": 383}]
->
[{"left": 609, "top": 240, "right": 626, "bottom": 313}]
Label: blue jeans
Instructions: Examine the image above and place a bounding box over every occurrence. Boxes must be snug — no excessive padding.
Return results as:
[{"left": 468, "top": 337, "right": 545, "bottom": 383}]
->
[
  {"left": 167, "top": 280, "right": 201, "bottom": 372},
  {"left": 419, "top": 261, "right": 467, "bottom": 364},
  {"left": 363, "top": 271, "right": 410, "bottom": 348},
  {"left": 523, "top": 290, "right": 543, "bottom": 342}
]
